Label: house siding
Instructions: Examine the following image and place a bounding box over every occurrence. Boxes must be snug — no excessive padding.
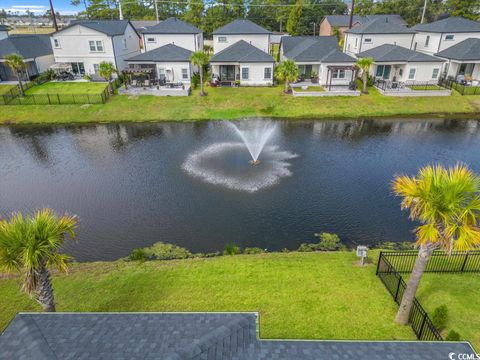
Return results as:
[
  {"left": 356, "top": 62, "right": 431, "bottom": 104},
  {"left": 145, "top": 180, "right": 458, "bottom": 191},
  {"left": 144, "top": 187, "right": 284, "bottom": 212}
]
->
[
  {"left": 239, "top": 62, "right": 274, "bottom": 86},
  {"left": 35, "top": 54, "right": 55, "bottom": 73},
  {"left": 112, "top": 24, "right": 141, "bottom": 71},
  {"left": 142, "top": 33, "right": 202, "bottom": 52},
  {"left": 414, "top": 31, "right": 480, "bottom": 55},
  {"left": 345, "top": 33, "right": 414, "bottom": 55},
  {"left": 213, "top": 34, "right": 270, "bottom": 54}
]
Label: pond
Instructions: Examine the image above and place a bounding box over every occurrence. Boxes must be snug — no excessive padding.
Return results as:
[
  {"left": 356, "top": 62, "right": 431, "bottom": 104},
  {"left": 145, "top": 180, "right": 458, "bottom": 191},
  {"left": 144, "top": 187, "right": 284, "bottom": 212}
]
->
[{"left": 1, "top": 118, "right": 480, "bottom": 262}]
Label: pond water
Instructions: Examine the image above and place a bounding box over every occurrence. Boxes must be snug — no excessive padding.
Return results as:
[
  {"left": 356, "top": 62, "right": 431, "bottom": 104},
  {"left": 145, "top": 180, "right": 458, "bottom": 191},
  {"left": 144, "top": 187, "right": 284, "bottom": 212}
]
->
[{"left": 1, "top": 118, "right": 480, "bottom": 261}]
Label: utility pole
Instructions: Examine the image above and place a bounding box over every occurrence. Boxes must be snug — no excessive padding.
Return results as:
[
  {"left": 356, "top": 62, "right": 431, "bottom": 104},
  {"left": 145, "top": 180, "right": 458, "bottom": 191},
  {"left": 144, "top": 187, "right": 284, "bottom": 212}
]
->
[
  {"left": 310, "top": 22, "right": 316, "bottom": 36},
  {"left": 154, "top": 0, "right": 159, "bottom": 23},
  {"left": 420, "top": 0, "right": 427, "bottom": 24},
  {"left": 348, "top": 0, "right": 355, "bottom": 29},
  {"left": 118, "top": 0, "right": 123, "bottom": 20},
  {"left": 49, "top": 0, "right": 58, "bottom": 31}
]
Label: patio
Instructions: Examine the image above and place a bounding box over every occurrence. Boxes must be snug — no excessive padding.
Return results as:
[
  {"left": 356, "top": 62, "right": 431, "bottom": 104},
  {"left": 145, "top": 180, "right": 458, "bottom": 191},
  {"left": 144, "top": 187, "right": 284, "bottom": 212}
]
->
[
  {"left": 118, "top": 85, "right": 190, "bottom": 97},
  {"left": 374, "top": 79, "right": 452, "bottom": 97}
]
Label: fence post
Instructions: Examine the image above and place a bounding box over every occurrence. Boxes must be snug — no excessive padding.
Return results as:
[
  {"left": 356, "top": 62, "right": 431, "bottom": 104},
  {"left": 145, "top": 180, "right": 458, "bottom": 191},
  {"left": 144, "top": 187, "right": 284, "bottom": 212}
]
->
[
  {"left": 47, "top": 94, "right": 51, "bottom": 105},
  {"left": 87, "top": 94, "right": 90, "bottom": 104},
  {"left": 460, "top": 253, "right": 469, "bottom": 273},
  {"left": 394, "top": 276, "right": 402, "bottom": 303},
  {"left": 376, "top": 252, "right": 383, "bottom": 275},
  {"left": 419, "top": 312, "right": 427, "bottom": 340},
  {"left": 57, "top": 94, "right": 61, "bottom": 105}
]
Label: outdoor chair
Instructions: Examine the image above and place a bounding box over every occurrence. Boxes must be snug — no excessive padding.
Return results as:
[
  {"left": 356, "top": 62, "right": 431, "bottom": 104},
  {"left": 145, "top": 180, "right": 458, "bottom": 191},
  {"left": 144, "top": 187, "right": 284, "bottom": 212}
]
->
[
  {"left": 144, "top": 80, "right": 150, "bottom": 87},
  {"left": 131, "top": 80, "right": 138, "bottom": 87}
]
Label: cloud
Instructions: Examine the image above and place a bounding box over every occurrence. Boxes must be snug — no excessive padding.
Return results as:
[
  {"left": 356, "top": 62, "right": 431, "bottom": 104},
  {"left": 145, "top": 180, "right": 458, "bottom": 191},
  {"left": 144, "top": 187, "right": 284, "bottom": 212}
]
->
[{"left": 3, "top": 5, "right": 78, "bottom": 15}]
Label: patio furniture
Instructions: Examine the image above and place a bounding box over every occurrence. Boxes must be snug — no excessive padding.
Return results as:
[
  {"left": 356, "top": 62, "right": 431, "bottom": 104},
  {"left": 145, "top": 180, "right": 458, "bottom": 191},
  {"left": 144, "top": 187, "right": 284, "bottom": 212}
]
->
[
  {"left": 144, "top": 80, "right": 150, "bottom": 87},
  {"left": 131, "top": 80, "right": 138, "bottom": 87}
]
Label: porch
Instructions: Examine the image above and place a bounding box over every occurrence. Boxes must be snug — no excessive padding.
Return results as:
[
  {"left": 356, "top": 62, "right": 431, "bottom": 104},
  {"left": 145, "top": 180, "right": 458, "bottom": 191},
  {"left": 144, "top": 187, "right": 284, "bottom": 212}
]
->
[
  {"left": 444, "top": 61, "right": 480, "bottom": 86},
  {"left": 0, "top": 60, "right": 38, "bottom": 82},
  {"left": 374, "top": 79, "right": 451, "bottom": 97},
  {"left": 210, "top": 64, "right": 239, "bottom": 86}
]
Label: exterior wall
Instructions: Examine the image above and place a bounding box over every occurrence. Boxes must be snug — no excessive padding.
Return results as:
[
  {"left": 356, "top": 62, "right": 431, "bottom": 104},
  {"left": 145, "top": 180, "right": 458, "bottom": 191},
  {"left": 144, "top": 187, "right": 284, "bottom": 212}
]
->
[
  {"left": 319, "top": 19, "right": 333, "bottom": 36},
  {"left": 0, "top": 30, "right": 8, "bottom": 40},
  {"left": 35, "top": 54, "right": 55, "bottom": 72},
  {"left": 442, "top": 60, "right": 480, "bottom": 79},
  {"left": 213, "top": 34, "right": 270, "bottom": 54},
  {"left": 142, "top": 33, "right": 201, "bottom": 52},
  {"left": 239, "top": 62, "right": 273, "bottom": 86},
  {"left": 156, "top": 61, "right": 192, "bottom": 83},
  {"left": 371, "top": 61, "right": 443, "bottom": 83},
  {"left": 414, "top": 31, "right": 480, "bottom": 55},
  {"left": 112, "top": 24, "right": 141, "bottom": 71},
  {"left": 319, "top": 63, "right": 354, "bottom": 86},
  {"left": 344, "top": 33, "right": 414, "bottom": 55}
]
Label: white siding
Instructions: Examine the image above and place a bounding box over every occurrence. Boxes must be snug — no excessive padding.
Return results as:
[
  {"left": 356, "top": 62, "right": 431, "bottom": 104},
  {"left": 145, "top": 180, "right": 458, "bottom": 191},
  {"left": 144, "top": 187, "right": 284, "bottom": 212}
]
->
[
  {"left": 213, "top": 34, "right": 270, "bottom": 54},
  {"left": 112, "top": 24, "right": 141, "bottom": 71},
  {"left": 319, "top": 63, "right": 354, "bottom": 86},
  {"left": 35, "top": 54, "right": 55, "bottom": 72},
  {"left": 412, "top": 32, "right": 442, "bottom": 55},
  {"left": 156, "top": 61, "right": 192, "bottom": 83},
  {"left": 142, "top": 33, "right": 202, "bottom": 52},
  {"left": 239, "top": 62, "right": 273, "bottom": 86},
  {"left": 414, "top": 31, "right": 480, "bottom": 55},
  {"left": 0, "top": 30, "right": 8, "bottom": 40},
  {"left": 370, "top": 62, "right": 443, "bottom": 82},
  {"left": 345, "top": 33, "right": 414, "bottom": 55}
]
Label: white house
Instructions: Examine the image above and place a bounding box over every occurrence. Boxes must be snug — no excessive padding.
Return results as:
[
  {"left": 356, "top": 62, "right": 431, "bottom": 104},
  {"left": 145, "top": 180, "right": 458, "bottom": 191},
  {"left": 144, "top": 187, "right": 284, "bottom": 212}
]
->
[
  {"left": 280, "top": 36, "right": 357, "bottom": 88},
  {"left": 141, "top": 17, "right": 203, "bottom": 53},
  {"left": 344, "top": 17, "right": 416, "bottom": 56},
  {"left": 357, "top": 44, "right": 445, "bottom": 85},
  {"left": 412, "top": 17, "right": 480, "bottom": 56},
  {"left": 50, "top": 20, "right": 141, "bottom": 76},
  {"left": 0, "top": 34, "right": 54, "bottom": 81},
  {"left": 435, "top": 38, "right": 480, "bottom": 83},
  {"left": 0, "top": 25, "right": 8, "bottom": 40},
  {"left": 212, "top": 19, "right": 271, "bottom": 54}
]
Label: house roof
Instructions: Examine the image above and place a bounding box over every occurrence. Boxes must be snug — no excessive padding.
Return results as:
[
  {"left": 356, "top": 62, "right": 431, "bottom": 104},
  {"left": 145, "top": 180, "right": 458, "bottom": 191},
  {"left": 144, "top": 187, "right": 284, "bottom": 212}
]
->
[
  {"left": 213, "top": 19, "right": 271, "bottom": 35},
  {"left": 435, "top": 38, "right": 480, "bottom": 61},
  {"left": 281, "top": 36, "right": 356, "bottom": 63},
  {"left": 323, "top": 14, "right": 406, "bottom": 27},
  {"left": 345, "top": 17, "right": 416, "bottom": 34},
  {"left": 358, "top": 44, "right": 445, "bottom": 63},
  {"left": 126, "top": 43, "right": 192, "bottom": 62},
  {"left": 210, "top": 40, "right": 274, "bottom": 63},
  {"left": 0, "top": 24, "right": 9, "bottom": 31},
  {"left": 0, "top": 34, "right": 52, "bottom": 59},
  {"left": 142, "top": 17, "right": 202, "bottom": 34},
  {"left": 130, "top": 20, "right": 158, "bottom": 32},
  {"left": 56, "top": 20, "right": 135, "bottom": 37},
  {"left": 413, "top": 16, "right": 480, "bottom": 33}
]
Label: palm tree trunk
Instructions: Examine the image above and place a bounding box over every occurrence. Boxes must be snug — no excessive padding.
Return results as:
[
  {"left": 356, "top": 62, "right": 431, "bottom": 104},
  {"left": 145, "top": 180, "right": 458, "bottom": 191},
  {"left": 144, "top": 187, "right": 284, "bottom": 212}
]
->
[
  {"left": 199, "top": 69, "right": 204, "bottom": 96},
  {"left": 35, "top": 266, "right": 56, "bottom": 312},
  {"left": 17, "top": 72, "right": 24, "bottom": 96},
  {"left": 395, "top": 243, "right": 433, "bottom": 324},
  {"left": 362, "top": 71, "right": 368, "bottom": 94},
  {"left": 284, "top": 79, "right": 289, "bottom": 93}
]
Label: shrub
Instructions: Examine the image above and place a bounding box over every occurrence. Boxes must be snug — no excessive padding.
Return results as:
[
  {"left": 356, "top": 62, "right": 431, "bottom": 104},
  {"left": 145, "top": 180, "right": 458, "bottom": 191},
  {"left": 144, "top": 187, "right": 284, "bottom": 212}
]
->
[
  {"left": 191, "top": 72, "right": 200, "bottom": 89},
  {"left": 376, "top": 241, "right": 415, "bottom": 250},
  {"left": 244, "top": 247, "right": 265, "bottom": 254},
  {"left": 223, "top": 243, "right": 241, "bottom": 255},
  {"left": 297, "top": 243, "right": 314, "bottom": 252},
  {"left": 147, "top": 242, "right": 193, "bottom": 260},
  {"left": 128, "top": 248, "right": 149, "bottom": 262},
  {"left": 431, "top": 305, "right": 448, "bottom": 330},
  {"left": 298, "top": 233, "right": 344, "bottom": 252},
  {"left": 445, "top": 330, "right": 461, "bottom": 341}
]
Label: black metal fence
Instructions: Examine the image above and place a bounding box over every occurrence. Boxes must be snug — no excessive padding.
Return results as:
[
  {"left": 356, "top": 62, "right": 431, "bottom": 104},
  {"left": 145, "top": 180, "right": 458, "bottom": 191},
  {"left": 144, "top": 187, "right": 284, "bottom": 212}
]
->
[
  {"left": 438, "top": 77, "right": 480, "bottom": 96},
  {"left": 376, "top": 253, "right": 443, "bottom": 341},
  {"left": 374, "top": 79, "right": 446, "bottom": 92}
]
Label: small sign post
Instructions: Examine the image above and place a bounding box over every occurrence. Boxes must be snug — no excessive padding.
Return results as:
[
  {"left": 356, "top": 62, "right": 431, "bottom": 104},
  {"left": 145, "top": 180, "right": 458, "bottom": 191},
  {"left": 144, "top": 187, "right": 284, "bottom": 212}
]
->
[{"left": 356, "top": 246, "right": 368, "bottom": 266}]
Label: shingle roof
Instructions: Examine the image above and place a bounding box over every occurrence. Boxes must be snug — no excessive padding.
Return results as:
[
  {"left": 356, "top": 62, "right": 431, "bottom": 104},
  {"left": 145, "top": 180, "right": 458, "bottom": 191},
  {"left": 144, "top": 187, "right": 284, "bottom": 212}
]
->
[
  {"left": 131, "top": 20, "right": 158, "bottom": 32},
  {"left": 281, "top": 36, "right": 356, "bottom": 63},
  {"left": 413, "top": 16, "right": 480, "bottom": 33},
  {"left": 358, "top": 44, "right": 445, "bottom": 62},
  {"left": 323, "top": 14, "right": 406, "bottom": 27},
  {"left": 142, "top": 17, "right": 202, "bottom": 34},
  {"left": 57, "top": 20, "right": 134, "bottom": 36},
  {"left": 210, "top": 40, "right": 274, "bottom": 63},
  {"left": 0, "top": 34, "right": 52, "bottom": 59},
  {"left": 213, "top": 19, "right": 270, "bottom": 35},
  {"left": 346, "top": 17, "right": 416, "bottom": 34},
  {"left": 0, "top": 25, "right": 9, "bottom": 31},
  {"left": 435, "top": 38, "right": 480, "bottom": 61},
  {"left": 126, "top": 43, "right": 192, "bottom": 62}
]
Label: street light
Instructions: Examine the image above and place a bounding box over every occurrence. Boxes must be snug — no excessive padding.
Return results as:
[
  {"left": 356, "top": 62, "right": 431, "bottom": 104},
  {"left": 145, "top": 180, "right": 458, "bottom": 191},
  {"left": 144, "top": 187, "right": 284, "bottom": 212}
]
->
[{"left": 310, "top": 22, "right": 316, "bottom": 36}]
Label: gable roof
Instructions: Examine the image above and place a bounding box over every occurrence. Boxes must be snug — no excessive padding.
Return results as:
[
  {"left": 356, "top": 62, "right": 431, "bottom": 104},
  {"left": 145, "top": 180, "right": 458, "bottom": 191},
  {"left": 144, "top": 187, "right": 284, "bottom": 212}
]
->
[
  {"left": 130, "top": 20, "right": 158, "bottom": 32},
  {"left": 413, "top": 16, "right": 480, "bottom": 33},
  {"left": 210, "top": 40, "right": 274, "bottom": 63},
  {"left": 435, "top": 38, "right": 480, "bottom": 61},
  {"left": 126, "top": 43, "right": 192, "bottom": 62},
  {"left": 0, "top": 24, "right": 9, "bottom": 32},
  {"left": 142, "top": 17, "right": 202, "bottom": 34},
  {"left": 55, "top": 20, "right": 136, "bottom": 37},
  {"left": 358, "top": 44, "right": 445, "bottom": 62},
  {"left": 323, "top": 14, "right": 406, "bottom": 27},
  {"left": 213, "top": 19, "right": 270, "bottom": 35},
  {"left": 0, "top": 34, "right": 52, "bottom": 59},
  {"left": 346, "top": 17, "right": 416, "bottom": 34},
  {"left": 281, "top": 36, "right": 355, "bottom": 63}
]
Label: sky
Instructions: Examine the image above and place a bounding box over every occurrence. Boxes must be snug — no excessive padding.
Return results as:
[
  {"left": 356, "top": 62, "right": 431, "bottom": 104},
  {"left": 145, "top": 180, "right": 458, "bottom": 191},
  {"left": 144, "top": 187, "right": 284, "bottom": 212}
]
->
[{"left": 1, "top": 0, "right": 79, "bottom": 15}]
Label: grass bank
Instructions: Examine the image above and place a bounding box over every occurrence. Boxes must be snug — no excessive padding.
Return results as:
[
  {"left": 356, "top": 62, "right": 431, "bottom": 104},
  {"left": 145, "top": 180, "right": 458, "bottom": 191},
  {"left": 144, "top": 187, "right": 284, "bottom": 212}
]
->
[
  {"left": 1, "top": 85, "right": 479, "bottom": 125},
  {"left": 0, "top": 251, "right": 415, "bottom": 341}
]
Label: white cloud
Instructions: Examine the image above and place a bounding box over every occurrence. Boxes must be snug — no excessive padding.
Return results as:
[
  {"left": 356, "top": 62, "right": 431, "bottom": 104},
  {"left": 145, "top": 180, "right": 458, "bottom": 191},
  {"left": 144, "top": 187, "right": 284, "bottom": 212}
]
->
[{"left": 3, "top": 5, "right": 78, "bottom": 15}]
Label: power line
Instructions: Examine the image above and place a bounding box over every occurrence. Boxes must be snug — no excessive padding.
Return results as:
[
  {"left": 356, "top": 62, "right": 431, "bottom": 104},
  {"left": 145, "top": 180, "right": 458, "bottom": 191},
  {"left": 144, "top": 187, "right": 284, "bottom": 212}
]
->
[{"left": 114, "top": 0, "right": 348, "bottom": 8}]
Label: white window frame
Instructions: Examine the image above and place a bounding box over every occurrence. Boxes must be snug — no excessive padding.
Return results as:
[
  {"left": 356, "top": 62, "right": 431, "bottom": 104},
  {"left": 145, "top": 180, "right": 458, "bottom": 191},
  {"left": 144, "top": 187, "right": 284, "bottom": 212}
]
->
[
  {"left": 241, "top": 67, "right": 249, "bottom": 80},
  {"left": 181, "top": 68, "right": 189, "bottom": 80},
  {"left": 146, "top": 37, "right": 156, "bottom": 43},
  {"left": 432, "top": 68, "right": 439, "bottom": 79},
  {"left": 445, "top": 34, "right": 454, "bottom": 41},
  {"left": 123, "top": 38, "right": 127, "bottom": 49},
  {"left": 93, "top": 64, "right": 100, "bottom": 74},
  {"left": 89, "top": 40, "right": 104, "bottom": 52},
  {"left": 264, "top": 67, "right": 272, "bottom": 79},
  {"left": 53, "top": 38, "right": 60, "bottom": 48},
  {"left": 332, "top": 69, "right": 346, "bottom": 79},
  {"left": 364, "top": 38, "right": 372, "bottom": 43},
  {"left": 218, "top": 36, "right": 227, "bottom": 43},
  {"left": 408, "top": 68, "right": 416, "bottom": 80}
]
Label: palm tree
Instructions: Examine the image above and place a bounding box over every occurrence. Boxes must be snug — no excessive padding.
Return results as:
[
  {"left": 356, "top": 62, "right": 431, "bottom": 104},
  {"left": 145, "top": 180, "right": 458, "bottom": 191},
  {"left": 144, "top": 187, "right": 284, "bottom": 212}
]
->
[
  {"left": 5, "top": 54, "right": 26, "bottom": 96},
  {"left": 392, "top": 163, "right": 480, "bottom": 325},
  {"left": 98, "top": 61, "right": 117, "bottom": 95},
  {"left": 0, "top": 209, "right": 77, "bottom": 312},
  {"left": 191, "top": 50, "right": 210, "bottom": 96},
  {"left": 203, "top": 44, "right": 213, "bottom": 55},
  {"left": 275, "top": 60, "right": 298, "bottom": 93},
  {"left": 356, "top": 57, "right": 373, "bottom": 94}
]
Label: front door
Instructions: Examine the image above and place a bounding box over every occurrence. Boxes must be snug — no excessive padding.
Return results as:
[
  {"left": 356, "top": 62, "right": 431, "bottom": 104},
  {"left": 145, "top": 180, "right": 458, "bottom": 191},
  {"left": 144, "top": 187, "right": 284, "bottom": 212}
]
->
[
  {"left": 220, "top": 65, "right": 235, "bottom": 81},
  {"left": 376, "top": 65, "right": 391, "bottom": 80}
]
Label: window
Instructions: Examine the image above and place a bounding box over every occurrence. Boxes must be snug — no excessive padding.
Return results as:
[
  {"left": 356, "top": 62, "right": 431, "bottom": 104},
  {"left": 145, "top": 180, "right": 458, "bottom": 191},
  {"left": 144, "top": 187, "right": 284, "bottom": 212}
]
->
[
  {"left": 375, "top": 65, "right": 391, "bottom": 80},
  {"left": 93, "top": 64, "right": 99, "bottom": 74},
  {"left": 218, "top": 36, "right": 227, "bottom": 43},
  {"left": 425, "top": 35, "right": 430, "bottom": 46},
  {"left": 432, "top": 68, "right": 439, "bottom": 79},
  {"left": 147, "top": 37, "right": 156, "bottom": 43},
  {"left": 264, "top": 67, "right": 272, "bottom": 79},
  {"left": 355, "top": 38, "right": 358, "bottom": 47},
  {"left": 181, "top": 68, "right": 188, "bottom": 80},
  {"left": 123, "top": 38, "right": 127, "bottom": 49},
  {"left": 53, "top": 39, "right": 60, "bottom": 48},
  {"left": 241, "top": 67, "right": 249, "bottom": 80},
  {"left": 332, "top": 69, "right": 345, "bottom": 79},
  {"left": 399, "top": 68, "right": 403, "bottom": 77},
  {"left": 70, "top": 62, "right": 85, "bottom": 75},
  {"left": 89, "top": 40, "right": 104, "bottom": 52},
  {"left": 445, "top": 34, "right": 454, "bottom": 41},
  {"left": 364, "top": 38, "right": 372, "bottom": 43},
  {"left": 408, "top": 68, "right": 416, "bottom": 80}
]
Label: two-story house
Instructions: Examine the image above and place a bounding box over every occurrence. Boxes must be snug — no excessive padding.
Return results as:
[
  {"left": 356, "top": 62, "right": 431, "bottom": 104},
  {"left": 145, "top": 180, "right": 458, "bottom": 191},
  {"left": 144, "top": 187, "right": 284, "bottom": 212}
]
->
[
  {"left": 50, "top": 20, "right": 141, "bottom": 77},
  {"left": 344, "top": 17, "right": 416, "bottom": 56},
  {"left": 320, "top": 14, "right": 406, "bottom": 38},
  {"left": 210, "top": 19, "right": 274, "bottom": 86}
]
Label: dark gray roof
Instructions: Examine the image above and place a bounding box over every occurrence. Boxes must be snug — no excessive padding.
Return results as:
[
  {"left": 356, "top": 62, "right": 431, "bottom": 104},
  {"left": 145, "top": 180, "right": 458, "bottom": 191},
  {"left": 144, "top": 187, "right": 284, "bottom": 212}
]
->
[
  {"left": 281, "top": 36, "right": 355, "bottom": 63},
  {"left": 126, "top": 43, "right": 192, "bottom": 62},
  {"left": 131, "top": 20, "right": 158, "bottom": 32},
  {"left": 435, "top": 38, "right": 480, "bottom": 60},
  {"left": 0, "top": 25, "right": 9, "bottom": 31},
  {"left": 323, "top": 14, "right": 406, "bottom": 27},
  {"left": 0, "top": 34, "right": 52, "bottom": 59},
  {"left": 210, "top": 40, "right": 274, "bottom": 63},
  {"left": 142, "top": 17, "right": 202, "bottom": 34},
  {"left": 358, "top": 44, "right": 445, "bottom": 62},
  {"left": 213, "top": 19, "right": 270, "bottom": 35},
  {"left": 413, "top": 16, "right": 480, "bottom": 33},
  {"left": 346, "top": 17, "right": 416, "bottom": 34},
  {"left": 57, "top": 20, "right": 134, "bottom": 36},
  {"left": 0, "top": 312, "right": 476, "bottom": 360}
]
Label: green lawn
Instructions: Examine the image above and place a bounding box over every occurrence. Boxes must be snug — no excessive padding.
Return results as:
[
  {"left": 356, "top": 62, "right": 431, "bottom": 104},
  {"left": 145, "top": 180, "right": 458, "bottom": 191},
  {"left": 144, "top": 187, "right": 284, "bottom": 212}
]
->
[
  {"left": 0, "top": 84, "right": 16, "bottom": 95},
  {"left": 293, "top": 86, "right": 325, "bottom": 92},
  {"left": 414, "top": 273, "right": 480, "bottom": 350},
  {"left": 25, "top": 82, "right": 108, "bottom": 95},
  {"left": 409, "top": 85, "right": 444, "bottom": 91},
  {"left": 0, "top": 251, "right": 415, "bottom": 341},
  {"left": 1, "top": 85, "right": 479, "bottom": 124}
]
